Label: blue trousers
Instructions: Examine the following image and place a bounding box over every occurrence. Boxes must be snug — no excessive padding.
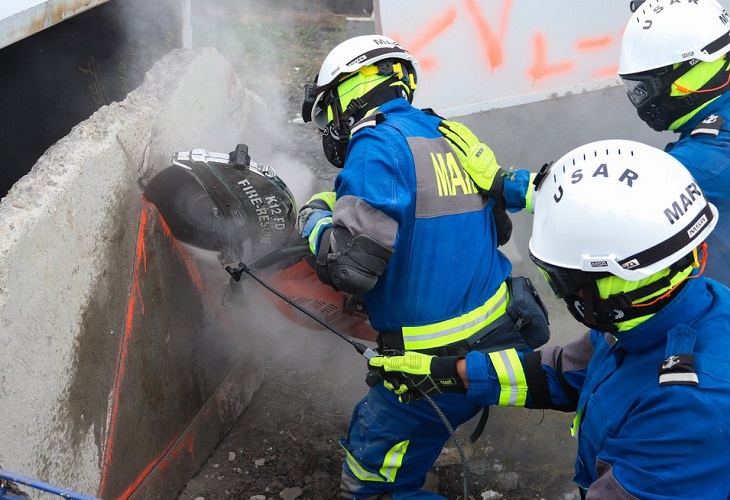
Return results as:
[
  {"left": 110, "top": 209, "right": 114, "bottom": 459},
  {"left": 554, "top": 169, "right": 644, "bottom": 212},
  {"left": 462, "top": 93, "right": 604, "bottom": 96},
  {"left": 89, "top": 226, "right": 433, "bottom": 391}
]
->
[{"left": 340, "top": 383, "right": 482, "bottom": 499}]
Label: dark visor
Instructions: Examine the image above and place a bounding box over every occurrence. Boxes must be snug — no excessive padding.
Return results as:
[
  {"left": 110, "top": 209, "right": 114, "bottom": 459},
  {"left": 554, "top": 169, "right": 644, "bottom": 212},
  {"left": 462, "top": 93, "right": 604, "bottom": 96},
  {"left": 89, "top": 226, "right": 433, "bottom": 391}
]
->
[{"left": 528, "top": 251, "right": 609, "bottom": 299}]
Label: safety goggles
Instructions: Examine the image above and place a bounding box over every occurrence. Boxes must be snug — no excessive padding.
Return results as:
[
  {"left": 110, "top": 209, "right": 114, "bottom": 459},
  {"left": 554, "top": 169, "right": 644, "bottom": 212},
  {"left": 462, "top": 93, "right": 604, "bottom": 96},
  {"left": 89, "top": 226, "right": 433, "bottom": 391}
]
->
[
  {"left": 302, "top": 76, "right": 336, "bottom": 129},
  {"left": 528, "top": 251, "right": 609, "bottom": 299},
  {"left": 620, "top": 62, "right": 697, "bottom": 108}
]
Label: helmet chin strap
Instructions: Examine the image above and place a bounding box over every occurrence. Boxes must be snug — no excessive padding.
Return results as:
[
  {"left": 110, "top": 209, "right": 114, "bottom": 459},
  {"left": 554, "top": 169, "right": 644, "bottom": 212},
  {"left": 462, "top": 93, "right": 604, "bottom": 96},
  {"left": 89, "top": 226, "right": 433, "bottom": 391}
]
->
[
  {"left": 565, "top": 254, "right": 696, "bottom": 332},
  {"left": 322, "top": 79, "right": 411, "bottom": 168},
  {"left": 640, "top": 60, "right": 730, "bottom": 131}
]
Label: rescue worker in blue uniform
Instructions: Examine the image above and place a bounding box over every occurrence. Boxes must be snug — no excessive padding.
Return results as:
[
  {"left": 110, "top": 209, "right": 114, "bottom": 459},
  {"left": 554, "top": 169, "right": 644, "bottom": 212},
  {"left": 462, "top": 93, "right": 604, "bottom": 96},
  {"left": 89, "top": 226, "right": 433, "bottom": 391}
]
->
[
  {"left": 618, "top": 0, "right": 730, "bottom": 286},
  {"left": 370, "top": 139, "right": 730, "bottom": 499},
  {"left": 299, "top": 35, "right": 549, "bottom": 498}
]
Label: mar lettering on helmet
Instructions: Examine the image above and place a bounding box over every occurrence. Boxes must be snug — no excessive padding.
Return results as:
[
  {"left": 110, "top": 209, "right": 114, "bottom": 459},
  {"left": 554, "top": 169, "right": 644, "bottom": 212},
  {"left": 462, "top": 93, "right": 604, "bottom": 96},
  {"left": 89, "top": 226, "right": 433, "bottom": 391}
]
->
[
  {"left": 619, "top": 0, "right": 730, "bottom": 287},
  {"left": 529, "top": 139, "right": 716, "bottom": 331}
]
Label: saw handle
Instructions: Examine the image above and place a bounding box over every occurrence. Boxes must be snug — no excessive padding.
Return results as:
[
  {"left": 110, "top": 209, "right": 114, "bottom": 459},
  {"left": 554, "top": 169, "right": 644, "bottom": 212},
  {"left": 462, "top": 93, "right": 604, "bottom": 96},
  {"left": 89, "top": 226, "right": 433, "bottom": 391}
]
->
[{"left": 230, "top": 143, "right": 251, "bottom": 171}]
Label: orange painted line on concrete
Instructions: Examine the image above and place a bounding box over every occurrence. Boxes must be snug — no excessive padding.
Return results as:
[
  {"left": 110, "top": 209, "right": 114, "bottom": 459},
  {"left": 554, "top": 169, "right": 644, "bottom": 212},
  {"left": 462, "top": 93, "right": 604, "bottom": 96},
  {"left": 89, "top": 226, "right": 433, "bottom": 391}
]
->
[
  {"left": 148, "top": 199, "right": 207, "bottom": 295},
  {"left": 99, "top": 199, "right": 215, "bottom": 499},
  {"left": 116, "top": 361, "right": 246, "bottom": 499},
  {"left": 575, "top": 34, "right": 613, "bottom": 51},
  {"left": 464, "top": 0, "right": 513, "bottom": 73},
  {"left": 98, "top": 204, "right": 149, "bottom": 497},
  {"left": 173, "top": 238, "right": 206, "bottom": 295},
  {"left": 528, "top": 32, "right": 575, "bottom": 87},
  {"left": 114, "top": 427, "right": 192, "bottom": 500},
  {"left": 115, "top": 429, "right": 185, "bottom": 500},
  {"left": 398, "top": 6, "right": 456, "bottom": 53}
]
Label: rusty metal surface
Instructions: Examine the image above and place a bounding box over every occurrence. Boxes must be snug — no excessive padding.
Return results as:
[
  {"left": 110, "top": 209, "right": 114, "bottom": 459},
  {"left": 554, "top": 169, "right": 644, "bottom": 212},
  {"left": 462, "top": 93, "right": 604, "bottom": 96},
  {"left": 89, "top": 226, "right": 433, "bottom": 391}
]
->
[{"left": 0, "top": 0, "right": 111, "bottom": 50}]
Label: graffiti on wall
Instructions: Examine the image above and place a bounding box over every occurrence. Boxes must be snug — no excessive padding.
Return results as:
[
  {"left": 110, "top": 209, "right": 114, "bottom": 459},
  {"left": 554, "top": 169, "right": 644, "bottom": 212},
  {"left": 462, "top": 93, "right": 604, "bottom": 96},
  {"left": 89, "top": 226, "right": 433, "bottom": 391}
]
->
[{"left": 375, "top": 0, "right": 631, "bottom": 116}]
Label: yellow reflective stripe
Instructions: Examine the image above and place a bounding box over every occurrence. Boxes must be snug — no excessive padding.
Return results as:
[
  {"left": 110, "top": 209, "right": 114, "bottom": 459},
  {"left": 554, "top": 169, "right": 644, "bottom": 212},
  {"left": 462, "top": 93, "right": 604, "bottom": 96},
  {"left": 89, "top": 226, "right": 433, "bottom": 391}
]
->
[
  {"left": 571, "top": 408, "right": 583, "bottom": 439},
  {"left": 343, "top": 441, "right": 409, "bottom": 483},
  {"left": 306, "top": 191, "right": 336, "bottom": 210},
  {"left": 525, "top": 172, "right": 537, "bottom": 213},
  {"left": 402, "top": 281, "right": 508, "bottom": 350},
  {"left": 307, "top": 216, "right": 333, "bottom": 254},
  {"left": 380, "top": 440, "right": 408, "bottom": 481},
  {"left": 344, "top": 450, "right": 385, "bottom": 482},
  {"left": 488, "top": 348, "right": 527, "bottom": 406}
]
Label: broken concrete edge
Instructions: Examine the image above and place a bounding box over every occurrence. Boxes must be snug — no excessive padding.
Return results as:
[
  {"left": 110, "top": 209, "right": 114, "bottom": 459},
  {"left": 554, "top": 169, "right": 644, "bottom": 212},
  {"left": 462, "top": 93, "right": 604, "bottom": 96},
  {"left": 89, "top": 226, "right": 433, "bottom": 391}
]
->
[{"left": 0, "top": 47, "right": 271, "bottom": 497}]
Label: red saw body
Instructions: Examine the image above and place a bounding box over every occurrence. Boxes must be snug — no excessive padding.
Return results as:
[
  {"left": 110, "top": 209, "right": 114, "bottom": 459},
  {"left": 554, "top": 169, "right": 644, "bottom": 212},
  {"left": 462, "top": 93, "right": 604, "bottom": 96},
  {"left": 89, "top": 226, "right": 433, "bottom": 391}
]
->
[{"left": 268, "top": 259, "right": 377, "bottom": 342}]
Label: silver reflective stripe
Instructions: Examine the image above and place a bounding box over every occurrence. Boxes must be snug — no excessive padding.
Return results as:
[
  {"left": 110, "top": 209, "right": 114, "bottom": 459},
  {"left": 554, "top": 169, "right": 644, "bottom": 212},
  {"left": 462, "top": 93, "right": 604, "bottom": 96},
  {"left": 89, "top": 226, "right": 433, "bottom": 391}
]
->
[
  {"left": 497, "top": 350, "right": 521, "bottom": 406},
  {"left": 659, "top": 372, "right": 699, "bottom": 385}
]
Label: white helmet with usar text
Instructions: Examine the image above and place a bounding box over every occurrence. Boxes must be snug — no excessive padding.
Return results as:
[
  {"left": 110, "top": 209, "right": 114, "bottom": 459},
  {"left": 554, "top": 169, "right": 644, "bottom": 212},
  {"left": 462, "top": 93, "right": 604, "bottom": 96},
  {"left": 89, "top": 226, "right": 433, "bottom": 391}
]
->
[{"left": 529, "top": 139, "right": 717, "bottom": 294}]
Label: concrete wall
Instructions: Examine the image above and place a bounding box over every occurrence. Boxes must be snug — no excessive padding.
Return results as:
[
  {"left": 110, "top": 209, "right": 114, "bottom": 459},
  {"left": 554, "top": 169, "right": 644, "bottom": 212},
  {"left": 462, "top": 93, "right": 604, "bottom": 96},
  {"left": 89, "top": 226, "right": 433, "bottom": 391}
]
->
[{"left": 0, "top": 47, "right": 272, "bottom": 499}]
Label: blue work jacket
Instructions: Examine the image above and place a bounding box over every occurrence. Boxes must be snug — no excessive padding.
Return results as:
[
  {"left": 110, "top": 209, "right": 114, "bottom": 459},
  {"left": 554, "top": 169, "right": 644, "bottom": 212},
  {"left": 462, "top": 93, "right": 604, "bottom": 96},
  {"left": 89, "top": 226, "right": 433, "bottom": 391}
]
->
[
  {"left": 333, "top": 98, "right": 531, "bottom": 332},
  {"left": 466, "top": 277, "right": 730, "bottom": 498},
  {"left": 667, "top": 93, "right": 730, "bottom": 286}
]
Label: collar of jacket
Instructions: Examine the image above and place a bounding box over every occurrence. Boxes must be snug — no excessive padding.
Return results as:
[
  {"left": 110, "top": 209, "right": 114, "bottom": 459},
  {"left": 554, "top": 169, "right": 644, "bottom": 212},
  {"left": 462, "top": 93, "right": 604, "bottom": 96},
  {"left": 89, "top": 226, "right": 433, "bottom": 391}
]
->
[
  {"left": 608, "top": 277, "right": 712, "bottom": 354},
  {"left": 676, "top": 91, "right": 730, "bottom": 135}
]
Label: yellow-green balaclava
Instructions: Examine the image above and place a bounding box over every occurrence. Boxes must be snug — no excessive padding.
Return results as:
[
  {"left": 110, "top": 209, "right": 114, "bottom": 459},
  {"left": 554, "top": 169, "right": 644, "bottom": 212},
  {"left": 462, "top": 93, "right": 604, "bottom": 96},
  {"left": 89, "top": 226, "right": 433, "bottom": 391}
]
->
[
  {"left": 321, "top": 62, "right": 414, "bottom": 168},
  {"left": 667, "top": 57, "right": 730, "bottom": 130}
]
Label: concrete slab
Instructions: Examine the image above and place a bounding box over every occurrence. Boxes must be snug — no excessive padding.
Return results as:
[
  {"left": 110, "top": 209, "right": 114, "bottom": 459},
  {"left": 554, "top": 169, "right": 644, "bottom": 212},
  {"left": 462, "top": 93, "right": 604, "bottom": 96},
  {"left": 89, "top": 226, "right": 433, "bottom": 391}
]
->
[{"left": 0, "top": 46, "right": 275, "bottom": 499}]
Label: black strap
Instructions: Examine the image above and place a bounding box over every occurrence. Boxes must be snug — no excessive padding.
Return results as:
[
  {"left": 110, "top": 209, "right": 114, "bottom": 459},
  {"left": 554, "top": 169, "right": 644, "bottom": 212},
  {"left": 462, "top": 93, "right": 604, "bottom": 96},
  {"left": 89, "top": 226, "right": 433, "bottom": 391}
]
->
[
  {"left": 555, "top": 351, "right": 580, "bottom": 408},
  {"left": 469, "top": 406, "right": 490, "bottom": 444},
  {"left": 523, "top": 351, "right": 551, "bottom": 408}
]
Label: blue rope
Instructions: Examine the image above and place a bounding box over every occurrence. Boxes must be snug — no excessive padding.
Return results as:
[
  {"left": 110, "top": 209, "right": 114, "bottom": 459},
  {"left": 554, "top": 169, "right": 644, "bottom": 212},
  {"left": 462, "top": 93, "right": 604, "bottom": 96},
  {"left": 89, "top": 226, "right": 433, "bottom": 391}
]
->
[{"left": 0, "top": 469, "right": 100, "bottom": 500}]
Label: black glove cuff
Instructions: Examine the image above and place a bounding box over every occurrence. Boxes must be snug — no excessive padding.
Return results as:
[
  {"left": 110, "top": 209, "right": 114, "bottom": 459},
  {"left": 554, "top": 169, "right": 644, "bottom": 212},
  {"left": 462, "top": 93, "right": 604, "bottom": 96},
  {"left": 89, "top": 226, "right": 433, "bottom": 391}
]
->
[{"left": 430, "top": 356, "right": 466, "bottom": 392}]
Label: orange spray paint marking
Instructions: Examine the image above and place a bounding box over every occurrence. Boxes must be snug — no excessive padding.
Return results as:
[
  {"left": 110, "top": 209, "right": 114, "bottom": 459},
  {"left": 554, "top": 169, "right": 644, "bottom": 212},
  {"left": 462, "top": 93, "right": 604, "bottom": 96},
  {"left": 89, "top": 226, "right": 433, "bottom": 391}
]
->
[
  {"left": 173, "top": 239, "right": 206, "bottom": 295},
  {"left": 149, "top": 199, "right": 207, "bottom": 295},
  {"left": 114, "top": 428, "right": 193, "bottom": 500},
  {"left": 391, "top": 6, "right": 456, "bottom": 74},
  {"left": 98, "top": 202, "right": 151, "bottom": 497},
  {"left": 419, "top": 56, "right": 439, "bottom": 73},
  {"left": 100, "top": 199, "right": 212, "bottom": 499},
  {"left": 528, "top": 32, "right": 575, "bottom": 86},
  {"left": 464, "top": 0, "right": 513, "bottom": 73},
  {"left": 575, "top": 35, "right": 613, "bottom": 51}
]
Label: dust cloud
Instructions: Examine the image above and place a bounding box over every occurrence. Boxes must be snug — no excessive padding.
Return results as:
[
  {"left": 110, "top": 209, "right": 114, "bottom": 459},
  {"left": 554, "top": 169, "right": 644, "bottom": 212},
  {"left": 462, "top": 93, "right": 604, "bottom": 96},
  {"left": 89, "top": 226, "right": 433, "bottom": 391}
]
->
[{"left": 179, "top": 0, "right": 355, "bottom": 384}]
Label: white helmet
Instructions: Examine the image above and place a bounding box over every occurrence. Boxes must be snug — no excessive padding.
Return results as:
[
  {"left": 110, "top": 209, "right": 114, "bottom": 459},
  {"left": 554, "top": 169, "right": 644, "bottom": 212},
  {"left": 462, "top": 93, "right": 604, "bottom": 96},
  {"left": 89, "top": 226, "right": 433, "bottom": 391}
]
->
[
  {"left": 302, "top": 35, "right": 420, "bottom": 129},
  {"left": 529, "top": 139, "right": 717, "bottom": 298},
  {"left": 619, "top": 0, "right": 730, "bottom": 75}
]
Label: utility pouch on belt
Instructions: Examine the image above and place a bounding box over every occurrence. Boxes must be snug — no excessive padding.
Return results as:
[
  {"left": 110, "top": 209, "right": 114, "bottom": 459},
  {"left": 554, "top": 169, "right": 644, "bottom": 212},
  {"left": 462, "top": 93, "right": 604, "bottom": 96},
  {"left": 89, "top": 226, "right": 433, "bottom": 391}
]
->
[
  {"left": 466, "top": 276, "right": 550, "bottom": 444},
  {"left": 467, "top": 276, "right": 550, "bottom": 353}
]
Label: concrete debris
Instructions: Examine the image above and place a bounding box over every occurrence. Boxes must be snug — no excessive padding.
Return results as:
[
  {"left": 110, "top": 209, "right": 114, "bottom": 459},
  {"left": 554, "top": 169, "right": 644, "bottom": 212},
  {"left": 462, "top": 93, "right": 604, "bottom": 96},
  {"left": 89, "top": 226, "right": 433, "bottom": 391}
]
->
[
  {"left": 495, "top": 471, "right": 521, "bottom": 490},
  {"left": 254, "top": 458, "right": 266, "bottom": 467},
  {"left": 250, "top": 496, "right": 266, "bottom": 500},
  {"left": 279, "top": 486, "right": 303, "bottom": 499},
  {"left": 228, "top": 451, "right": 236, "bottom": 462},
  {"left": 480, "top": 491, "right": 504, "bottom": 500}
]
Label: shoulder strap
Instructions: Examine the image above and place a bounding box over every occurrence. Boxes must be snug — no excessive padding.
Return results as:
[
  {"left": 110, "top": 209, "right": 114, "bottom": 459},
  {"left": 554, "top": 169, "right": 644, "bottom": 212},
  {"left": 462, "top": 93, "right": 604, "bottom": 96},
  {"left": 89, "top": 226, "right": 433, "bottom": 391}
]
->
[
  {"left": 350, "top": 111, "right": 385, "bottom": 135},
  {"left": 690, "top": 113, "right": 724, "bottom": 137},
  {"left": 659, "top": 325, "right": 698, "bottom": 387}
]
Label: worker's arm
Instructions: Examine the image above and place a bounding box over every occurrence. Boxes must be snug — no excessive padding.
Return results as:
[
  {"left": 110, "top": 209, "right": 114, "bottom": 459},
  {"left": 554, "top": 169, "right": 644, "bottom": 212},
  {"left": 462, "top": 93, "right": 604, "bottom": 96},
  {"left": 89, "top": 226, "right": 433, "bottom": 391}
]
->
[
  {"left": 438, "top": 120, "right": 537, "bottom": 213},
  {"left": 371, "top": 331, "right": 596, "bottom": 409}
]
